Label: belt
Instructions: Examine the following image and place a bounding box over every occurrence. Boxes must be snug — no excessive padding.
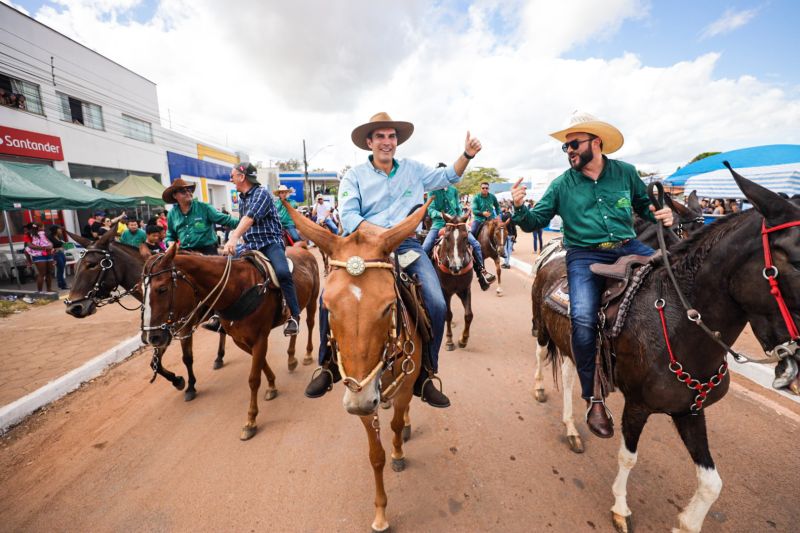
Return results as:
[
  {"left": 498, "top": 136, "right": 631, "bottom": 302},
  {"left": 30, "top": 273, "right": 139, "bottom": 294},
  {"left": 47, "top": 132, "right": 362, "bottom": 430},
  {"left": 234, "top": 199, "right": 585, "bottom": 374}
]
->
[{"left": 591, "top": 239, "right": 630, "bottom": 250}]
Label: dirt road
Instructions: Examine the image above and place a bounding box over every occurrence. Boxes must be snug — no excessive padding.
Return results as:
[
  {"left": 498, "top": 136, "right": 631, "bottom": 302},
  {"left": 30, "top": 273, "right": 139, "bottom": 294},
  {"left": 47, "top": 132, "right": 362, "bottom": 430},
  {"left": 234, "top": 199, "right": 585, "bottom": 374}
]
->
[{"left": 1, "top": 264, "right": 798, "bottom": 532}]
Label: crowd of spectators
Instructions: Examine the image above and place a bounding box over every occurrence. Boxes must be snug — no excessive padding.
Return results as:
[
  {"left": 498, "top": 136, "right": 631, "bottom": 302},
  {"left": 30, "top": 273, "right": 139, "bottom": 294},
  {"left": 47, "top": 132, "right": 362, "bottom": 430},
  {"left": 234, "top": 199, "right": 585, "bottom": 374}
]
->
[
  {"left": 699, "top": 198, "right": 740, "bottom": 215},
  {"left": 0, "top": 88, "right": 27, "bottom": 111}
]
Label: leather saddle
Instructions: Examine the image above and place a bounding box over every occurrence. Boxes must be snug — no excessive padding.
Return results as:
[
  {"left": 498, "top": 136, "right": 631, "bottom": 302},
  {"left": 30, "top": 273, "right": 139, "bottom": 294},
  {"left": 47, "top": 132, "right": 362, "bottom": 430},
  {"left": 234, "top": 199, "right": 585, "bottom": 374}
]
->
[
  {"left": 216, "top": 251, "right": 294, "bottom": 323},
  {"left": 394, "top": 251, "right": 433, "bottom": 344}
]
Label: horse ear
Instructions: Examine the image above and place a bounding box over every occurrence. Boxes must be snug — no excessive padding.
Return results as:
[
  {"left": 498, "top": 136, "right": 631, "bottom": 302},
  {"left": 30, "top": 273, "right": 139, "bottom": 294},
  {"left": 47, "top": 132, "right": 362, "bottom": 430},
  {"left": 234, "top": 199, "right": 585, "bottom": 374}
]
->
[
  {"left": 666, "top": 195, "right": 690, "bottom": 217},
  {"left": 66, "top": 230, "right": 92, "bottom": 248},
  {"left": 382, "top": 197, "right": 434, "bottom": 254},
  {"left": 283, "top": 199, "right": 338, "bottom": 256},
  {"left": 163, "top": 241, "right": 179, "bottom": 263},
  {"left": 501, "top": 217, "right": 510, "bottom": 227},
  {"left": 95, "top": 226, "right": 118, "bottom": 249},
  {"left": 724, "top": 161, "right": 798, "bottom": 223},
  {"left": 687, "top": 190, "right": 701, "bottom": 211},
  {"left": 442, "top": 213, "right": 454, "bottom": 224},
  {"left": 139, "top": 243, "right": 152, "bottom": 259}
]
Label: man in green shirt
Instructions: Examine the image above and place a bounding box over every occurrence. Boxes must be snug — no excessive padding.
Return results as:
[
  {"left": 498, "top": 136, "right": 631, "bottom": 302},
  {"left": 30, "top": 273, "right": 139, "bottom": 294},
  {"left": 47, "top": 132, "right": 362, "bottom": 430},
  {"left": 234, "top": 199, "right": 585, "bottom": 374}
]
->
[
  {"left": 423, "top": 181, "right": 496, "bottom": 290},
  {"left": 510, "top": 112, "right": 673, "bottom": 438},
  {"left": 119, "top": 218, "right": 146, "bottom": 247},
  {"left": 163, "top": 178, "right": 238, "bottom": 255},
  {"left": 272, "top": 185, "right": 301, "bottom": 244},
  {"left": 470, "top": 182, "right": 501, "bottom": 236}
]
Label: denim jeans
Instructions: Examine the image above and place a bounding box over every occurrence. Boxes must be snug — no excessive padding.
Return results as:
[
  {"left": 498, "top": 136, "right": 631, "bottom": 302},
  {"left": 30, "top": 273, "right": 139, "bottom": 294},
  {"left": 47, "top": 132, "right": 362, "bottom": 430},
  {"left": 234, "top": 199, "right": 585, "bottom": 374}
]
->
[
  {"left": 566, "top": 239, "right": 654, "bottom": 399},
  {"left": 422, "top": 227, "right": 485, "bottom": 268},
  {"left": 53, "top": 250, "right": 67, "bottom": 288},
  {"left": 503, "top": 237, "right": 513, "bottom": 266},
  {"left": 321, "top": 219, "right": 339, "bottom": 235},
  {"left": 533, "top": 229, "right": 544, "bottom": 252},
  {"left": 285, "top": 227, "right": 301, "bottom": 244},
  {"left": 258, "top": 242, "right": 301, "bottom": 317},
  {"left": 317, "top": 237, "right": 446, "bottom": 373}
]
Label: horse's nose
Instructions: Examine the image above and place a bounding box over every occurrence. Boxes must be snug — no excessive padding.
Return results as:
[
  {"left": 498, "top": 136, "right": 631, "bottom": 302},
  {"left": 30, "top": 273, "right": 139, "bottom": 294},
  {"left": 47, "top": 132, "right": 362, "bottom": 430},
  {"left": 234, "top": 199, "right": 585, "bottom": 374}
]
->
[
  {"left": 65, "top": 301, "right": 94, "bottom": 318},
  {"left": 144, "top": 329, "right": 169, "bottom": 347}
]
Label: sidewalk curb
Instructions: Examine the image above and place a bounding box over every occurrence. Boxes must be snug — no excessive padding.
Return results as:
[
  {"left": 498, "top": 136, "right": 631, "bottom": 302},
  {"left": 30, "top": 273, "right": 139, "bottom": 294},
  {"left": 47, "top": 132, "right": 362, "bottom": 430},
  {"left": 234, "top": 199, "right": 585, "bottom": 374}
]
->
[
  {"left": 509, "top": 256, "right": 800, "bottom": 405},
  {"left": 0, "top": 335, "right": 144, "bottom": 433}
]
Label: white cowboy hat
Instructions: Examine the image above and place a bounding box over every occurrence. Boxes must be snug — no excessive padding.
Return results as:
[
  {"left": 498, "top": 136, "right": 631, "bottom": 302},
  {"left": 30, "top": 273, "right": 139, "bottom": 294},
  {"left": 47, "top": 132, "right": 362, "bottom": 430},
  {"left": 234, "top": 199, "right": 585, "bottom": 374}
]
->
[
  {"left": 273, "top": 184, "right": 295, "bottom": 195},
  {"left": 351, "top": 112, "right": 414, "bottom": 151},
  {"left": 549, "top": 111, "right": 624, "bottom": 154}
]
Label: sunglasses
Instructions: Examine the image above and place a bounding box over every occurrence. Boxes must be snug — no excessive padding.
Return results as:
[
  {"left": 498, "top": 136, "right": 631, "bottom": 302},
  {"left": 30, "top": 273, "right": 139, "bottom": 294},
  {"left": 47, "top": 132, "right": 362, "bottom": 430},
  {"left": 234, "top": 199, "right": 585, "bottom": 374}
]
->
[
  {"left": 481, "top": 187, "right": 489, "bottom": 190},
  {"left": 561, "top": 138, "right": 593, "bottom": 152},
  {"left": 176, "top": 187, "right": 194, "bottom": 194}
]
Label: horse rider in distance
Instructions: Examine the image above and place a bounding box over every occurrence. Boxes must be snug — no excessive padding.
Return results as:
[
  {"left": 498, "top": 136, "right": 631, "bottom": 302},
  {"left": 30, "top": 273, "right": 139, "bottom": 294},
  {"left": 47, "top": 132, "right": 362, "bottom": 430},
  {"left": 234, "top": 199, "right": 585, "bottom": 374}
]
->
[
  {"left": 510, "top": 111, "right": 674, "bottom": 438},
  {"left": 304, "top": 111, "right": 483, "bottom": 408}
]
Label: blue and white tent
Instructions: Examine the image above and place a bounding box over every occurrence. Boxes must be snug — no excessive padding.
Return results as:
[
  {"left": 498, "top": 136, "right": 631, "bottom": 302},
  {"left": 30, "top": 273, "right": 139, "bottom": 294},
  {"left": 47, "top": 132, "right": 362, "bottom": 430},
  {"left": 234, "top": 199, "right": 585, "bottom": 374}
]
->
[{"left": 665, "top": 145, "right": 800, "bottom": 199}]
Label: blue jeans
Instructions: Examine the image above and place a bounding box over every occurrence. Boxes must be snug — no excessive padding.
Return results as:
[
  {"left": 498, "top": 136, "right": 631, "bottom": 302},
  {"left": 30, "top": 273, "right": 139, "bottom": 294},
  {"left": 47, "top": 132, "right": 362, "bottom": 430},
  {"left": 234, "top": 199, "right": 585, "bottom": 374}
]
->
[
  {"left": 317, "top": 237, "right": 446, "bottom": 373},
  {"left": 285, "top": 227, "right": 301, "bottom": 243},
  {"left": 320, "top": 219, "right": 338, "bottom": 235},
  {"left": 258, "top": 242, "right": 301, "bottom": 317},
  {"left": 422, "top": 226, "right": 485, "bottom": 269},
  {"left": 53, "top": 250, "right": 67, "bottom": 288},
  {"left": 533, "top": 229, "right": 543, "bottom": 252},
  {"left": 566, "top": 239, "right": 654, "bottom": 399},
  {"left": 503, "top": 237, "right": 513, "bottom": 266}
]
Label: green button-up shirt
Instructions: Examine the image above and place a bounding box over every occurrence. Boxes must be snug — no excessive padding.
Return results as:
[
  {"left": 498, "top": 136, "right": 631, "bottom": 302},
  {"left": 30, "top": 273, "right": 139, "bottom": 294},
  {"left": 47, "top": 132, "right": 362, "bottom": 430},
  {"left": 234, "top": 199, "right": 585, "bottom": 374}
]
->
[
  {"left": 166, "top": 199, "right": 239, "bottom": 250},
  {"left": 472, "top": 192, "right": 500, "bottom": 222},
  {"left": 273, "top": 198, "right": 298, "bottom": 228},
  {"left": 512, "top": 157, "right": 655, "bottom": 248},
  {"left": 119, "top": 228, "right": 146, "bottom": 247},
  {"left": 428, "top": 186, "right": 462, "bottom": 229}
]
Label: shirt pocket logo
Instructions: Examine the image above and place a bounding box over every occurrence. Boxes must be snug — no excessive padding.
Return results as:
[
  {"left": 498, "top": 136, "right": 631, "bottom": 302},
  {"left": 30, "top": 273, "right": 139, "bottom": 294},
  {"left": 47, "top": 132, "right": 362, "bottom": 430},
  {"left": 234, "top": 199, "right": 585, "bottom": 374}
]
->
[{"left": 403, "top": 189, "right": 412, "bottom": 197}]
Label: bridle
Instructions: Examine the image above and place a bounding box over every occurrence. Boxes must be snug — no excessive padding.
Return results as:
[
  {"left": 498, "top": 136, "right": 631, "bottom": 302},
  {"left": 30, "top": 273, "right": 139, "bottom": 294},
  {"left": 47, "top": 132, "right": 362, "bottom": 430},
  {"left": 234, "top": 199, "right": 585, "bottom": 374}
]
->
[
  {"left": 64, "top": 247, "right": 141, "bottom": 311},
  {"left": 434, "top": 222, "right": 473, "bottom": 275},
  {"left": 674, "top": 214, "right": 706, "bottom": 240},
  {"left": 324, "top": 255, "right": 418, "bottom": 402},
  {"left": 140, "top": 254, "right": 233, "bottom": 340}
]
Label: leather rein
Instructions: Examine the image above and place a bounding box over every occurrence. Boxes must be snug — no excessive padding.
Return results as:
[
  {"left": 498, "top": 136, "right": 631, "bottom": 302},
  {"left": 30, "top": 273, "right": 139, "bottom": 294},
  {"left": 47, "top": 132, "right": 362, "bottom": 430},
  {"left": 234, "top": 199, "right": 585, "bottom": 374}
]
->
[{"left": 64, "top": 247, "right": 141, "bottom": 311}]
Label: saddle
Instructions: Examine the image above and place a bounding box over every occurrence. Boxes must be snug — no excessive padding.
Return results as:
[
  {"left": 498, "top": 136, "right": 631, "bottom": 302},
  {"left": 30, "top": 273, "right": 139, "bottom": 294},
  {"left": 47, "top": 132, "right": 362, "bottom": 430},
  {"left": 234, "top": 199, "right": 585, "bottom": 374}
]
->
[
  {"left": 216, "top": 251, "right": 294, "bottom": 322},
  {"left": 394, "top": 251, "right": 433, "bottom": 345}
]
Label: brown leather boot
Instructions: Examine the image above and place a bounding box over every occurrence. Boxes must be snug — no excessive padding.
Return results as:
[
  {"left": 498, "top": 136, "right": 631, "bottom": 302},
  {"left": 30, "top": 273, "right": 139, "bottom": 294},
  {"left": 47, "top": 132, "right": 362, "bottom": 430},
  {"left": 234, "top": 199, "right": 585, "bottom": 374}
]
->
[{"left": 585, "top": 398, "right": 614, "bottom": 438}]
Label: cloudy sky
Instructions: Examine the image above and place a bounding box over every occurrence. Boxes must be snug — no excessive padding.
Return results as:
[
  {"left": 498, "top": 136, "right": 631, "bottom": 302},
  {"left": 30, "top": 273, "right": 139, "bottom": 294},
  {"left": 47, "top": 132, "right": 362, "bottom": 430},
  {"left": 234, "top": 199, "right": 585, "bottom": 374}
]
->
[{"left": 6, "top": 0, "right": 800, "bottom": 183}]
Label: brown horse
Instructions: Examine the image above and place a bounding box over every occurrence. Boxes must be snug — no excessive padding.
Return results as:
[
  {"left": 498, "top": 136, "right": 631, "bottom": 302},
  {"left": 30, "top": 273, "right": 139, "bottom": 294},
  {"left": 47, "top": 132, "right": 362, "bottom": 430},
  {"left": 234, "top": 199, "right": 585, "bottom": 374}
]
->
[
  {"left": 286, "top": 198, "right": 431, "bottom": 533},
  {"left": 477, "top": 217, "right": 509, "bottom": 296},
  {"left": 433, "top": 213, "right": 474, "bottom": 350},
  {"left": 532, "top": 169, "right": 800, "bottom": 532},
  {"left": 140, "top": 243, "right": 320, "bottom": 440},
  {"left": 63, "top": 229, "right": 228, "bottom": 400}
]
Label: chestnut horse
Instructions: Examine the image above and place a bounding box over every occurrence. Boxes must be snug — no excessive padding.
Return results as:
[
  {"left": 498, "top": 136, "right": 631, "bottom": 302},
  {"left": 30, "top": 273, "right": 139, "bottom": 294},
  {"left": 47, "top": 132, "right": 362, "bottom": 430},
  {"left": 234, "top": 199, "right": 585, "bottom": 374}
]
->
[
  {"left": 477, "top": 217, "right": 509, "bottom": 296},
  {"left": 433, "top": 213, "right": 474, "bottom": 350},
  {"left": 532, "top": 169, "right": 800, "bottom": 532},
  {"left": 286, "top": 198, "right": 431, "bottom": 533},
  {"left": 140, "top": 243, "right": 320, "bottom": 440},
  {"left": 63, "top": 229, "right": 228, "bottom": 400}
]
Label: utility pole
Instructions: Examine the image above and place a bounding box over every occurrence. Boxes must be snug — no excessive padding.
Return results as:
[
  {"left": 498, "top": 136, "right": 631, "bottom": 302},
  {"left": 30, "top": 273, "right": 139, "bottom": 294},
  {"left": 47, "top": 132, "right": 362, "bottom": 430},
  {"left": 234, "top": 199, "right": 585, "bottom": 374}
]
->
[{"left": 303, "top": 139, "right": 309, "bottom": 204}]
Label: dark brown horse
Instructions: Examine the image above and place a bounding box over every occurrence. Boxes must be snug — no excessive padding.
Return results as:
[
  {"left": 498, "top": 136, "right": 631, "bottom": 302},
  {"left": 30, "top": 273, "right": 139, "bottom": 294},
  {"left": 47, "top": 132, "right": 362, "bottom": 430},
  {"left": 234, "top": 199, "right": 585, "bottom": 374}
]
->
[
  {"left": 532, "top": 169, "right": 800, "bottom": 532},
  {"left": 433, "top": 213, "right": 474, "bottom": 350},
  {"left": 286, "top": 198, "right": 431, "bottom": 533},
  {"left": 477, "top": 217, "right": 509, "bottom": 296},
  {"left": 63, "top": 229, "right": 228, "bottom": 400},
  {"left": 140, "top": 243, "right": 320, "bottom": 440}
]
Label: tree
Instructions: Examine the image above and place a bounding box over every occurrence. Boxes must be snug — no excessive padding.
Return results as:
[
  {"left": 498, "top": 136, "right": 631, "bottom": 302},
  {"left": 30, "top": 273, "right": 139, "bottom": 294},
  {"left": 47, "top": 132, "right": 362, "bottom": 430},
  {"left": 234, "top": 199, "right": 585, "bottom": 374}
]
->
[
  {"left": 276, "top": 159, "right": 300, "bottom": 171},
  {"left": 456, "top": 167, "right": 504, "bottom": 196},
  {"left": 687, "top": 152, "right": 720, "bottom": 165}
]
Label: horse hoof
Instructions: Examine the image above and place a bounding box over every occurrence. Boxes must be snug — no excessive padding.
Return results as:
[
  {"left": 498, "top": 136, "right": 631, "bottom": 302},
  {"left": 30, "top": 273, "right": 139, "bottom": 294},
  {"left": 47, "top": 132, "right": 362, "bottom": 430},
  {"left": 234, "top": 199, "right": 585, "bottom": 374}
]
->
[
  {"left": 173, "top": 376, "right": 186, "bottom": 391},
  {"left": 533, "top": 388, "right": 547, "bottom": 403},
  {"left": 371, "top": 524, "right": 390, "bottom": 533},
  {"left": 240, "top": 425, "right": 257, "bottom": 441},
  {"left": 380, "top": 400, "right": 392, "bottom": 410},
  {"left": 184, "top": 389, "right": 197, "bottom": 402},
  {"left": 402, "top": 425, "right": 411, "bottom": 442},
  {"left": 567, "top": 435, "right": 584, "bottom": 454},
  {"left": 264, "top": 388, "right": 278, "bottom": 401},
  {"left": 212, "top": 359, "right": 224, "bottom": 370},
  {"left": 391, "top": 457, "right": 406, "bottom": 472},
  {"left": 611, "top": 511, "right": 633, "bottom": 533},
  {"left": 496, "top": 288, "right": 503, "bottom": 296},
  {"left": 446, "top": 343, "right": 455, "bottom": 351},
  {"left": 287, "top": 357, "right": 298, "bottom": 372},
  {"left": 302, "top": 355, "right": 314, "bottom": 366},
  {"left": 458, "top": 340, "right": 467, "bottom": 348}
]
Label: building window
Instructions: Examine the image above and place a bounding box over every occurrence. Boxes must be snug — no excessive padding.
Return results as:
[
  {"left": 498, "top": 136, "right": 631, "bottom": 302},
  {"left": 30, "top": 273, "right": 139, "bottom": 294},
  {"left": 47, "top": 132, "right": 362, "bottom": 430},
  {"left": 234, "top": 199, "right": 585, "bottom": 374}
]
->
[
  {"left": 0, "top": 72, "right": 44, "bottom": 115},
  {"left": 122, "top": 114, "right": 153, "bottom": 143},
  {"left": 57, "top": 91, "right": 104, "bottom": 130}
]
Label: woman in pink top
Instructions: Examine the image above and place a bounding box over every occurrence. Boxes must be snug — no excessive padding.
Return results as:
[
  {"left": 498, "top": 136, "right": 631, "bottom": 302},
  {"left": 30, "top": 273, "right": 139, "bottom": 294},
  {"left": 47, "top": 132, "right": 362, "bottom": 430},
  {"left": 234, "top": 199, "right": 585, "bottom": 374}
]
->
[{"left": 23, "top": 222, "right": 54, "bottom": 292}]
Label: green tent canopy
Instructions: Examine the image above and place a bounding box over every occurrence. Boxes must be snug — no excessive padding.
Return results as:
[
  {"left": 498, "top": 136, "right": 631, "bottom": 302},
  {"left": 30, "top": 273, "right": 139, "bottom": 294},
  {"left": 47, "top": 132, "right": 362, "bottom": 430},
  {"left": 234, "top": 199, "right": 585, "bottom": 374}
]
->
[
  {"left": 105, "top": 174, "right": 166, "bottom": 207},
  {"left": 0, "top": 162, "right": 136, "bottom": 210}
]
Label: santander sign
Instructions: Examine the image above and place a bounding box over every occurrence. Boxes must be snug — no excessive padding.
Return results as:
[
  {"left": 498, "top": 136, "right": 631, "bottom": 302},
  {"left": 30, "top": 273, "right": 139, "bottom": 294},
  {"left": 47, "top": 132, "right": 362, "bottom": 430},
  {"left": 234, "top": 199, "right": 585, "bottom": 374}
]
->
[{"left": 0, "top": 125, "right": 64, "bottom": 161}]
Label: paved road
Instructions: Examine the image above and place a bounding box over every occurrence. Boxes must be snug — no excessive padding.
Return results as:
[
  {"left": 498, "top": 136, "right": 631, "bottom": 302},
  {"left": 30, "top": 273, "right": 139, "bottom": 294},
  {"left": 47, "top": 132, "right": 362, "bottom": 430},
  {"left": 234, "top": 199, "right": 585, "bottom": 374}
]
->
[{"left": 1, "top": 260, "right": 798, "bottom": 532}]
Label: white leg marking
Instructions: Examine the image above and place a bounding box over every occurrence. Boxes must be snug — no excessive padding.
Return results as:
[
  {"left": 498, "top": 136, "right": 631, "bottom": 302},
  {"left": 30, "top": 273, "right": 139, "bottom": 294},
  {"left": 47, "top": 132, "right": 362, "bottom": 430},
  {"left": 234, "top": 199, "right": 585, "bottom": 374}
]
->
[
  {"left": 675, "top": 466, "right": 722, "bottom": 533},
  {"left": 611, "top": 441, "right": 638, "bottom": 518},
  {"left": 561, "top": 358, "right": 579, "bottom": 437},
  {"left": 142, "top": 281, "right": 151, "bottom": 328},
  {"left": 533, "top": 343, "right": 546, "bottom": 391},
  {"left": 349, "top": 283, "right": 362, "bottom": 302},
  {"left": 452, "top": 228, "right": 461, "bottom": 270}
]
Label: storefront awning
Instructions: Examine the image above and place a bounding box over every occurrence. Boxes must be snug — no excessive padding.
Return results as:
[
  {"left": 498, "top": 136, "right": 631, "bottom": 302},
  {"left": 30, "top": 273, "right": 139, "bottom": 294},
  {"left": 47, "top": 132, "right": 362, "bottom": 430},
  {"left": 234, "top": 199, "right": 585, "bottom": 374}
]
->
[
  {"left": 104, "top": 174, "right": 166, "bottom": 207},
  {"left": 0, "top": 162, "right": 136, "bottom": 210}
]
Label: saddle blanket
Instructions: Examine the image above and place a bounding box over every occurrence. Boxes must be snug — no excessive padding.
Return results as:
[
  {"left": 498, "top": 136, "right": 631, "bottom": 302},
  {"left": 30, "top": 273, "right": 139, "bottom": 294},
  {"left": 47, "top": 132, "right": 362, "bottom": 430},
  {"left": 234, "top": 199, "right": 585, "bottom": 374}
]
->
[{"left": 544, "top": 278, "right": 570, "bottom": 317}]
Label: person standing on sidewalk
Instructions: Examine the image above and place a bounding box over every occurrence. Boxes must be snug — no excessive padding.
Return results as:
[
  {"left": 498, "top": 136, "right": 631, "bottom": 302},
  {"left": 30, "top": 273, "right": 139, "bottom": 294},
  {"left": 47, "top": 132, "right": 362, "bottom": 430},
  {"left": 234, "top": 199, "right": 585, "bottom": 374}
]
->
[
  {"left": 222, "top": 163, "right": 302, "bottom": 336},
  {"left": 510, "top": 111, "right": 673, "bottom": 438},
  {"left": 23, "top": 223, "right": 53, "bottom": 292},
  {"left": 47, "top": 224, "right": 69, "bottom": 290}
]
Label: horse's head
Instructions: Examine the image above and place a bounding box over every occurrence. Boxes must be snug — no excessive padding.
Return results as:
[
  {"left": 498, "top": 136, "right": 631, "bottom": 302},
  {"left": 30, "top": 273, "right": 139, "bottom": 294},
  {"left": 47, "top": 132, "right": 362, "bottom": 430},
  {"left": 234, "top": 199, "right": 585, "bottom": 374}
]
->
[
  {"left": 287, "top": 198, "right": 432, "bottom": 416},
  {"left": 665, "top": 190, "right": 705, "bottom": 240},
  {"left": 724, "top": 163, "right": 800, "bottom": 360},
  {"left": 65, "top": 227, "right": 119, "bottom": 318},
  {"left": 490, "top": 218, "right": 509, "bottom": 258},
  {"left": 437, "top": 213, "right": 472, "bottom": 274},
  {"left": 140, "top": 243, "right": 194, "bottom": 348}
]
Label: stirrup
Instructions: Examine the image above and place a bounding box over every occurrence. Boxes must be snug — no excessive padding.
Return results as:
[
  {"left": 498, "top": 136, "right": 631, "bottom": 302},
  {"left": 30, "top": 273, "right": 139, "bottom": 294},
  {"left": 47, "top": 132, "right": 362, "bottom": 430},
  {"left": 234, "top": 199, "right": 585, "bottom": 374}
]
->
[
  {"left": 585, "top": 397, "right": 613, "bottom": 421},
  {"left": 310, "top": 366, "right": 335, "bottom": 392},
  {"left": 421, "top": 374, "right": 444, "bottom": 402}
]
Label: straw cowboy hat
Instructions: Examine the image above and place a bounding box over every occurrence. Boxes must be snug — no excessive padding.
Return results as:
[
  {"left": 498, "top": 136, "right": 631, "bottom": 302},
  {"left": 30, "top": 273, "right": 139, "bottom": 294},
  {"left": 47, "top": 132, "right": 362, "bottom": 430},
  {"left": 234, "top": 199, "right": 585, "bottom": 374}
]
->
[
  {"left": 162, "top": 178, "right": 197, "bottom": 203},
  {"left": 273, "top": 184, "right": 295, "bottom": 195},
  {"left": 351, "top": 112, "right": 414, "bottom": 151},
  {"left": 550, "top": 111, "right": 624, "bottom": 154}
]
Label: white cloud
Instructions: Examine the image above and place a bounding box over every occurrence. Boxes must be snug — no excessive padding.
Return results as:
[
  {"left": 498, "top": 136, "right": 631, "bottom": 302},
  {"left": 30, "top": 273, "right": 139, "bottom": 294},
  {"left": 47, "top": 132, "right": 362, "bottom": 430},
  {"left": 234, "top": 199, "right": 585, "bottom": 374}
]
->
[
  {"left": 22, "top": 0, "right": 800, "bottom": 181},
  {"left": 701, "top": 7, "right": 758, "bottom": 39}
]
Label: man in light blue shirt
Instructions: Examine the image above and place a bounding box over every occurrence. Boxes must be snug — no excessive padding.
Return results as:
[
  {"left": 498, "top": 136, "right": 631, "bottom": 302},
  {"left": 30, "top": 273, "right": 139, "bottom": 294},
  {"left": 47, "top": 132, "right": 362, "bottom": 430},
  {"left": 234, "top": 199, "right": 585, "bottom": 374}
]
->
[{"left": 305, "top": 112, "right": 483, "bottom": 408}]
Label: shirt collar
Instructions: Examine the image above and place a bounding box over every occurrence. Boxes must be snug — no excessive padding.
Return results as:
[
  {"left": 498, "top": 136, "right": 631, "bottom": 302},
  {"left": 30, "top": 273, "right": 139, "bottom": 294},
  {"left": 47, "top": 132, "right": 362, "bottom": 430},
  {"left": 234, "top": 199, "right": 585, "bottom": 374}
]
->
[
  {"left": 240, "top": 183, "right": 261, "bottom": 198},
  {"left": 368, "top": 155, "right": 399, "bottom": 177}
]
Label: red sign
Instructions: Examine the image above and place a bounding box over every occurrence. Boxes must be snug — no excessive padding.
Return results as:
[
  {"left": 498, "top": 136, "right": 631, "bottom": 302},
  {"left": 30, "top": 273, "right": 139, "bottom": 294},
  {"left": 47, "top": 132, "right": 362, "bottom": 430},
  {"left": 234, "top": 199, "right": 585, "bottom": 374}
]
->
[{"left": 0, "top": 125, "right": 64, "bottom": 161}]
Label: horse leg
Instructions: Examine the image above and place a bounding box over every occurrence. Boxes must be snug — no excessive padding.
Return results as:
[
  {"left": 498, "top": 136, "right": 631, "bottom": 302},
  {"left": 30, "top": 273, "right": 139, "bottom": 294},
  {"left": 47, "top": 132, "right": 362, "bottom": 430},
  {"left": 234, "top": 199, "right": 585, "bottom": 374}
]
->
[
  {"left": 180, "top": 337, "right": 198, "bottom": 402},
  {"left": 151, "top": 348, "right": 185, "bottom": 391},
  {"left": 360, "top": 414, "right": 389, "bottom": 532},
  {"left": 213, "top": 331, "right": 226, "bottom": 370},
  {"left": 402, "top": 403, "right": 411, "bottom": 442},
  {"left": 303, "top": 297, "right": 317, "bottom": 365},
  {"left": 458, "top": 288, "right": 472, "bottom": 348},
  {"left": 494, "top": 257, "right": 503, "bottom": 296},
  {"left": 241, "top": 340, "right": 267, "bottom": 440},
  {"left": 445, "top": 293, "right": 455, "bottom": 351},
  {"left": 390, "top": 393, "right": 413, "bottom": 472},
  {"left": 670, "top": 412, "right": 721, "bottom": 533},
  {"left": 532, "top": 342, "right": 547, "bottom": 403},
  {"left": 287, "top": 334, "right": 298, "bottom": 372},
  {"left": 262, "top": 358, "right": 278, "bottom": 401},
  {"left": 561, "top": 357, "right": 583, "bottom": 453},
  {"left": 610, "top": 405, "right": 650, "bottom": 533}
]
